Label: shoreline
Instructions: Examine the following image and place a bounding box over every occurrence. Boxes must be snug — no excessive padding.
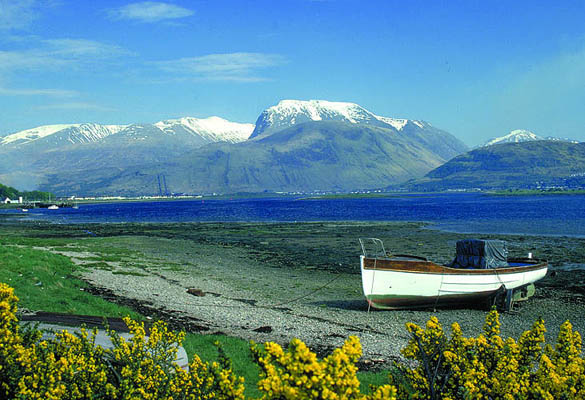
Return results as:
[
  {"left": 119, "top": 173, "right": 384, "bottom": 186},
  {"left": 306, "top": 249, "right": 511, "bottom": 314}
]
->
[{"left": 3, "top": 220, "right": 585, "bottom": 370}]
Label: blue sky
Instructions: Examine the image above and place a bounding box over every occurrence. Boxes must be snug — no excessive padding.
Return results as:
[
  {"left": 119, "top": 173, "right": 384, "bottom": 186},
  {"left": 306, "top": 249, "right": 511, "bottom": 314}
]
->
[{"left": 1, "top": 0, "right": 584, "bottom": 146}]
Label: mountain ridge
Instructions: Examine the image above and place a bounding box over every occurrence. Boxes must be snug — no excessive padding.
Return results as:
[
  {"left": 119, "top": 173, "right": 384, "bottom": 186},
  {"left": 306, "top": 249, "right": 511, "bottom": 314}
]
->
[
  {"left": 482, "top": 129, "right": 541, "bottom": 147},
  {"left": 1, "top": 116, "right": 253, "bottom": 148},
  {"left": 407, "top": 141, "right": 585, "bottom": 191},
  {"left": 1, "top": 99, "right": 468, "bottom": 195},
  {"left": 481, "top": 129, "right": 579, "bottom": 147},
  {"left": 42, "top": 120, "right": 460, "bottom": 196},
  {"left": 250, "top": 99, "right": 429, "bottom": 139}
]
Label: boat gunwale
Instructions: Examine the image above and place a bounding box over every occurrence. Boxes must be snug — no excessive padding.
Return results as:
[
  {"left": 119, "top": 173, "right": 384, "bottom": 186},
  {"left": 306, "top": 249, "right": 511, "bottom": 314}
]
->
[{"left": 362, "top": 256, "right": 548, "bottom": 275}]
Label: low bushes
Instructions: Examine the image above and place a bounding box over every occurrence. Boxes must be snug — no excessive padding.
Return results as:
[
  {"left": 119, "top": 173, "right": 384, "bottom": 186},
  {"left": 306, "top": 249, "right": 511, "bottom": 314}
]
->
[
  {"left": 393, "top": 310, "right": 585, "bottom": 399},
  {"left": 0, "top": 283, "right": 244, "bottom": 400},
  {"left": 1, "top": 281, "right": 584, "bottom": 399}
]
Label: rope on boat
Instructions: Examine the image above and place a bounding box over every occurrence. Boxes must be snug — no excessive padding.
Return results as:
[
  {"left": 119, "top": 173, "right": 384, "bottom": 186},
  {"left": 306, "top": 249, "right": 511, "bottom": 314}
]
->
[
  {"left": 433, "top": 270, "right": 445, "bottom": 312},
  {"left": 125, "top": 273, "right": 344, "bottom": 312},
  {"left": 492, "top": 267, "right": 513, "bottom": 311},
  {"left": 367, "top": 257, "right": 378, "bottom": 314}
]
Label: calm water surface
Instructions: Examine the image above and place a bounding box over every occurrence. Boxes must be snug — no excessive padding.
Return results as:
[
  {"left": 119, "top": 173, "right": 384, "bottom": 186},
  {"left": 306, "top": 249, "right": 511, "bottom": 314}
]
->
[{"left": 5, "top": 193, "right": 585, "bottom": 238}]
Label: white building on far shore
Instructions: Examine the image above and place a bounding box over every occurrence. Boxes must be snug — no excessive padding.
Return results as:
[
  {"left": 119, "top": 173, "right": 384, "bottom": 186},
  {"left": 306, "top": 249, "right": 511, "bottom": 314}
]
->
[{"left": 2, "top": 197, "right": 23, "bottom": 204}]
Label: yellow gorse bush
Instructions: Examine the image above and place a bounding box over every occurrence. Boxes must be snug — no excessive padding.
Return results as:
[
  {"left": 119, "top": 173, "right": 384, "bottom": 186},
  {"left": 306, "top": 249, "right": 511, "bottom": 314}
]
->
[
  {"left": 394, "top": 308, "right": 585, "bottom": 400},
  {"left": 2, "top": 281, "right": 585, "bottom": 400},
  {"left": 0, "top": 282, "right": 245, "bottom": 400},
  {"left": 251, "top": 336, "right": 396, "bottom": 400}
]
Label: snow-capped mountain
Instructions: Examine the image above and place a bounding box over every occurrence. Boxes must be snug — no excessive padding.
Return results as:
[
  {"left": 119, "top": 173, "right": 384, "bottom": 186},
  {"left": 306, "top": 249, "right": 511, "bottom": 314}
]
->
[
  {"left": 1, "top": 117, "right": 253, "bottom": 149},
  {"left": 482, "top": 129, "right": 580, "bottom": 147},
  {"left": 482, "top": 130, "right": 543, "bottom": 147},
  {"left": 0, "top": 116, "right": 255, "bottom": 192},
  {"left": 250, "top": 99, "right": 427, "bottom": 138},
  {"left": 0, "top": 101, "right": 468, "bottom": 195},
  {"left": 0, "top": 123, "right": 127, "bottom": 146},
  {"left": 46, "top": 117, "right": 468, "bottom": 196},
  {"left": 0, "top": 123, "right": 127, "bottom": 147},
  {"left": 155, "top": 116, "right": 253, "bottom": 143},
  {"left": 0, "top": 124, "right": 76, "bottom": 145}
]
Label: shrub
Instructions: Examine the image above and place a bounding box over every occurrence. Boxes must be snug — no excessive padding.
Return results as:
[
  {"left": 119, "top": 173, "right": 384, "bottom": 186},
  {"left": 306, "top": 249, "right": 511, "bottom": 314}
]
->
[
  {"left": 251, "top": 336, "right": 396, "bottom": 400},
  {"left": 0, "top": 282, "right": 245, "bottom": 399},
  {"left": 2, "top": 281, "right": 584, "bottom": 400},
  {"left": 393, "top": 309, "right": 585, "bottom": 399}
]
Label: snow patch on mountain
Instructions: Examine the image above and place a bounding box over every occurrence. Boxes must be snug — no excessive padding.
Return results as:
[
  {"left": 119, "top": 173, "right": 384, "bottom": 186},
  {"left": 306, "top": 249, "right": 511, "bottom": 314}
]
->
[
  {"left": 0, "top": 123, "right": 127, "bottom": 146},
  {"left": 483, "top": 130, "right": 543, "bottom": 147},
  {"left": 64, "top": 123, "right": 128, "bottom": 144},
  {"left": 1, "top": 124, "right": 80, "bottom": 145},
  {"left": 1, "top": 116, "right": 253, "bottom": 148},
  {"left": 375, "top": 116, "right": 408, "bottom": 130},
  {"left": 155, "top": 116, "right": 253, "bottom": 143},
  {"left": 250, "top": 99, "right": 427, "bottom": 138}
]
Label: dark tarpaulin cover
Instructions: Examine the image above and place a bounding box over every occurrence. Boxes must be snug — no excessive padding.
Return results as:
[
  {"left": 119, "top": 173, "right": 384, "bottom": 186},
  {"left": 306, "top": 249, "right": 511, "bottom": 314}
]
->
[{"left": 449, "top": 239, "right": 509, "bottom": 269}]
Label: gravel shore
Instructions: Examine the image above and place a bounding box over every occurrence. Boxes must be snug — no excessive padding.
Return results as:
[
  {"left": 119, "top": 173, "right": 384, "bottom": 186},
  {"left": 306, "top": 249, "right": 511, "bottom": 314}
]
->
[
  {"left": 71, "top": 227, "right": 585, "bottom": 370},
  {"left": 5, "top": 219, "right": 584, "bottom": 370}
]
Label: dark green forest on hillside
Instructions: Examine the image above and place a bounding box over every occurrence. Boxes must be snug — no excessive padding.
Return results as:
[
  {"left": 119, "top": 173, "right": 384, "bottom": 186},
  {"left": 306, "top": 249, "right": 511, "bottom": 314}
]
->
[{"left": 0, "top": 182, "right": 53, "bottom": 201}]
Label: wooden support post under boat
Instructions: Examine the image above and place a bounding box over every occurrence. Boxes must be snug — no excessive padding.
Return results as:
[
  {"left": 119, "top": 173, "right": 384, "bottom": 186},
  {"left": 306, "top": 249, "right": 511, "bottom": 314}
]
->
[
  {"left": 494, "top": 283, "right": 537, "bottom": 312},
  {"left": 504, "top": 288, "right": 514, "bottom": 312}
]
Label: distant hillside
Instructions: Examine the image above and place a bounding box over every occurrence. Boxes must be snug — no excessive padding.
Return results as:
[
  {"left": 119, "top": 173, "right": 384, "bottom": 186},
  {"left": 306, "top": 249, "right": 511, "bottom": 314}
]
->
[
  {"left": 42, "top": 121, "right": 463, "bottom": 196},
  {"left": 408, "top": 141, "right": 585, "bottom": 191},
  {"left": 3, "top": 99, "right": 468, "bottom": 196},
  {"left": 0, "top": 117, "right": 253, "bottom": 191}
]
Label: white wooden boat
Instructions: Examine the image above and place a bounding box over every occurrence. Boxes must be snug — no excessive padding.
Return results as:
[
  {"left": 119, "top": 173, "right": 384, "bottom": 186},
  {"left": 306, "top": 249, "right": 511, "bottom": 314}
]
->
[
  {"left": 359, "top": 238, "right": 548, "bottom": 310},
  {"left": 47, "top": 205, "right": 59, "bottom": 210}
]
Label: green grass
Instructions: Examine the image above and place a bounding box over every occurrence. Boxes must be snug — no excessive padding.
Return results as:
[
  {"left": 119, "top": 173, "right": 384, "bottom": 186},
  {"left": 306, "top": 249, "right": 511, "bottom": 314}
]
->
[
  {"left": 0, "top": 245, "right": 141, "bottom": 320},
  {"left": 111, "top": 270, "right": 148, "bottom": 277},
  {"left": 82, "top": 261, "right": 114, "bottom": 270},
  {"left": 358, "top": 370, "right": 393, "bottom": 393},
  {"left": 160, "top": 263, "right": 187, "bottom": 272},
  {"left": 0, "top": 236, "right": 79, "bottom": 247},
  {"left": 182, "top": 333, "right": 262, "bottom": 398},
  {"left": 0, "top": 238, "right": 391, "bottom": 396}
]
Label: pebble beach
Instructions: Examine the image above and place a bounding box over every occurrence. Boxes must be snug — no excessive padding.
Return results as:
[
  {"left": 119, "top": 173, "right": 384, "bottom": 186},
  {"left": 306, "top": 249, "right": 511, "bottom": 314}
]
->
[
  {"left": 62, "top": 221, "right": 585, "bottom": 369},
  {"left": 4, "top": 219, "right": 585, "bottom": 370}
]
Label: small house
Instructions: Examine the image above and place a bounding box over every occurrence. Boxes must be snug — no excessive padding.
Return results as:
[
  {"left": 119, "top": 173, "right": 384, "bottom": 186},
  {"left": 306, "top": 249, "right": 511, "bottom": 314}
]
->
[{"left": 3, "top": 197, "right": 21, "bottom": 204}]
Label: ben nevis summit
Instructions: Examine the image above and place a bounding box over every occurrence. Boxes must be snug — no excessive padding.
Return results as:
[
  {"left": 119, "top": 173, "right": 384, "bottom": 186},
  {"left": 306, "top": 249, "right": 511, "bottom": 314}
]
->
[{"left": 1, "top": 100, "right": 468, "bottom": 196}]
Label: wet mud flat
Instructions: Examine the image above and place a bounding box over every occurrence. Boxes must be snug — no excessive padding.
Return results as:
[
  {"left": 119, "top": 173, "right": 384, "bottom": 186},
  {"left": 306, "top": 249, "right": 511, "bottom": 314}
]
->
[{"left": 3, "top": 220, "right": 585, "bottom": 369}]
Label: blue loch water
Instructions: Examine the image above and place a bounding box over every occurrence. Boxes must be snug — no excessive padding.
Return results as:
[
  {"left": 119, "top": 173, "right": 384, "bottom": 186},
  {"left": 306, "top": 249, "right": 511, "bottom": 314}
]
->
[{"left": 4, "top": 193, "right": 585, "bottom": 238}]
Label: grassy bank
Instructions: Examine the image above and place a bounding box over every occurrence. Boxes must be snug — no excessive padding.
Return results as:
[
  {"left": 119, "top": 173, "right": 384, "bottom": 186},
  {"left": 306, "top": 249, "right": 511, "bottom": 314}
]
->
[
  {"left": 0, "top": 232, "right": 390, "bottom": 396},
  {"left": 0, "top": 239, "right": 266, "bottom": 396},
  {"left": 0, "top": 245, "right": 141, "bottom": 318}
]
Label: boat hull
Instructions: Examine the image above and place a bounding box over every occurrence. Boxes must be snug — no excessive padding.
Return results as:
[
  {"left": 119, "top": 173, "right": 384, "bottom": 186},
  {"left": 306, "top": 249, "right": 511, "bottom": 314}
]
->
[{"left": 361, "top": 255, "right": 548, "bottom": 310}]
